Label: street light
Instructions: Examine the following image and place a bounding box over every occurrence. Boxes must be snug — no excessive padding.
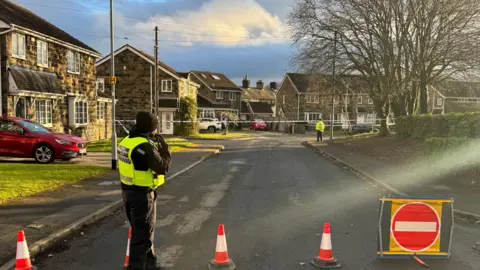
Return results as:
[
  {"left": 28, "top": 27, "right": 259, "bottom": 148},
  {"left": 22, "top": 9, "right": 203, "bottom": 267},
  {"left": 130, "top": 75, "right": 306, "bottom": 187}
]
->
[{"left": 110, "top": 0, "right": 117, "bottom": 170}]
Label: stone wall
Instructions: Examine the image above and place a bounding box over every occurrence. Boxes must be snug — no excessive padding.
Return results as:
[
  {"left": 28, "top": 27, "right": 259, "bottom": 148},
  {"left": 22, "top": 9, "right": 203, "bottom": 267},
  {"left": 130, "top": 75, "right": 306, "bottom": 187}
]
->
[{"left": 275, "top": 78, "right": 299, "bottom": 120}]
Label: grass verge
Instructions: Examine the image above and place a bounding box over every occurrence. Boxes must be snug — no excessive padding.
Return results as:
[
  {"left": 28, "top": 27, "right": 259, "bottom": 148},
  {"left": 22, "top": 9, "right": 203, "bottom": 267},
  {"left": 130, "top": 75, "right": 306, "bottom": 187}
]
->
[
  {"left": 87, "top": 138, "right": 193, "bottom": 152},
  {"left": 192, "top": 132, "right": 254, "bottom": 139},
  {"left": 0, "top": 163, "right": 108, "bottom": 203}
]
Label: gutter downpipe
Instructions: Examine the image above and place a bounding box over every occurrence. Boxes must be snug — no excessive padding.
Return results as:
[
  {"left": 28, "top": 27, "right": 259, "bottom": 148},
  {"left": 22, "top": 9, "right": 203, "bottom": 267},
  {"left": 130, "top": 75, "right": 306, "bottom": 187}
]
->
[{"left": 0, "top": 27, "right": 13, "bottom": 117}]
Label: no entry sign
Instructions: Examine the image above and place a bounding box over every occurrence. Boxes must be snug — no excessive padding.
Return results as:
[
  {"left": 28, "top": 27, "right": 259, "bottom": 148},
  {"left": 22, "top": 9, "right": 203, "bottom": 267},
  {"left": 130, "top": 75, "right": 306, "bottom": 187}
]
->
[
  {"left": 377, "top": 196, "right": 454, "bottom": 259},
  {"left": 391, "top": 202, "right": 440, "bottom": 252}
]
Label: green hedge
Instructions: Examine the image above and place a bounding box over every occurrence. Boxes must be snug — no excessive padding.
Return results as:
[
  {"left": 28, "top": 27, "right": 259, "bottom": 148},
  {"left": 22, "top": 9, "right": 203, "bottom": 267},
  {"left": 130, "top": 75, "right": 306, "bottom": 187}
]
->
[
  {"left": 396, "top": 112, "right": 480, "bottom": 139},
  {"left": 424, "top": 137, "right": 472, "bottom": 156}
]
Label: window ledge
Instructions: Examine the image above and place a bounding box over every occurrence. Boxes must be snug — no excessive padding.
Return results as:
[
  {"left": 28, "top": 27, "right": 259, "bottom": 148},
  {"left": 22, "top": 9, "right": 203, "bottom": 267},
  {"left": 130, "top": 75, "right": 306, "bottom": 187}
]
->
[
  {"left": 70, "top": 123, "right": 88, "bottom": 128},
  {"left": 68, "top": 71, "right": 81, "bottom": 75},
  {"left": 37, "top": 63, "right": 49, "bottom": 68},
  {"left": 12, "top": 55, "right": 26, "bottom": 60}
]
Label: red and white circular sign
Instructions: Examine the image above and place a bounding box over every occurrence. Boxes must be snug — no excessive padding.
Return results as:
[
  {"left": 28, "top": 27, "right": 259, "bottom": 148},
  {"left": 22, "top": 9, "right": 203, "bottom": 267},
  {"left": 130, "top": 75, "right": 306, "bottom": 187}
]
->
[{"left": 391, "top": 202, "right": 440, "bottom": 252}]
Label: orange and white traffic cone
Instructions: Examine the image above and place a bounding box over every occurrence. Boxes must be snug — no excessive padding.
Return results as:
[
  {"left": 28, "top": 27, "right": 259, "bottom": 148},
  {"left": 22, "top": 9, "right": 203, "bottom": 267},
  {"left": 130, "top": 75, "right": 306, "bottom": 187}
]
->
[
  {"left": 124, "top": 227, "right": 132, "bottom": 268},
  {"left": 208, "top": 224, "right": 236, "bottom": 270},
  {"left": 15, "top": 230, "right": 33, "bottom": 270},
  {"left": 311, "top": 222, "right": 341, "bottom": 269}
]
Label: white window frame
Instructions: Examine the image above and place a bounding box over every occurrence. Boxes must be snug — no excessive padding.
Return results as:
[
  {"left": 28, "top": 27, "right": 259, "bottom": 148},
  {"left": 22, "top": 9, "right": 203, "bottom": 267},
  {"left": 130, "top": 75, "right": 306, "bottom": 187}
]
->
[
  {"left": 199, "top": 109, "right": 215, "bottom": 118},
  {"left": 12, "top": 33, "right": 26, "bottom": 59},
  {"left": 67, "top": 50, "right": 81, "bottom": 74},
  {"left": 216, "top": 91, "right": 224, "bottom": 99},
  {"left": 367, "top": 97, "right": 374, "bottom": 104},
  {"left": 161, "top": 79, "right": 173, "bottom": 92},
  {"left": 304, "top": 112, "right": 322, "bottom": 123},
  {"left": 37, "top": 40, "right": 48, "bottom": 67},
  {"left": 436, "top": 97, "right": 443, "bottom": 106},
  {"left": 282, "top": 95, "right": 285, "bottom": 105},
  {"left": 35, "top": 99, "right": 53, "bottom": 126},
  {"left": 74, "top": 101, "right": 88, "bottom": 125},
  {"left": 96, "top": 78, "right": 105, "bottom": 94},
  {"left": 211, "top": 75, "right": 221, "bottom": 80},
  {"left": 306, "top": 94, "right": 319, "bottom": 103},
  {"left": 343, "top": 94, "right": 351, "bottom": 104},
  {"left": 97, "top": 102, "right": 105, "bottom": 120},
  {"left": 229, "top": 92, "right": 236, "bottom": 101},
  {"left": 357, "top": 95, "right": 363, "bottom": 104}
]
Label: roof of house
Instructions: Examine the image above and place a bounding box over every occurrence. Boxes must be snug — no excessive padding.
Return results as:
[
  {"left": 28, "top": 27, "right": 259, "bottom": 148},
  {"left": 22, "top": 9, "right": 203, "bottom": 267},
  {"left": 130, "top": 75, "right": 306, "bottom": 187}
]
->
[
  {"left": 247, "top": 102, "right": 274, "bottom": 114},
  {"left": 0, "top": 0, "right": 98, "bottom": 54},
  {"left": 431, "top": 81, "right": 480, "bottom": 98},
  {"left": 285, "top": 73, "right": 367, "bottom": 94},
  {"left": 191, "top": 71, "right": 242, "bottom": 91},
  {"left": 9, "top": 66, "right": 62, "bottom": 94},
  {"left": 134, "top": 48, "right": 180, "bottom": 78},
  {"left": 159, "top": 98, "right": 178, "bottom": 108},
  {"left": 197, "top": 94, "right": 231, "bottom": 109},
  {"left": 242, "top": 87, "right": 275, "bottom": 101},
  {"left": 178, "top": 72, "right": 189, "bottom": 79}
]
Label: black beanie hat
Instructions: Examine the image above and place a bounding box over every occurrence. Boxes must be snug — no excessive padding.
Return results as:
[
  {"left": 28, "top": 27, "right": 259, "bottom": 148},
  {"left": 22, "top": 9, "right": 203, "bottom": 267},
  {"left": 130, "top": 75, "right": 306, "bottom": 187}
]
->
[{"left": 136, "top": 112, "right": 158, "bottom": 133}]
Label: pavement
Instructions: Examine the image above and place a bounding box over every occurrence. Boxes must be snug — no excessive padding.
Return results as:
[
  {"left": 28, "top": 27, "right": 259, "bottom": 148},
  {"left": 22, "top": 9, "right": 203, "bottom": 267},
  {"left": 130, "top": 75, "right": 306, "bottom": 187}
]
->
[
  {"left": 0, "top": 143, "right": 223, "bottom": 268},
  {"left": 306, "top": 141, "right": 480, "bottom": 218},
  {"left": 29, "top": 133, "right": 480, "bottom": 270}
]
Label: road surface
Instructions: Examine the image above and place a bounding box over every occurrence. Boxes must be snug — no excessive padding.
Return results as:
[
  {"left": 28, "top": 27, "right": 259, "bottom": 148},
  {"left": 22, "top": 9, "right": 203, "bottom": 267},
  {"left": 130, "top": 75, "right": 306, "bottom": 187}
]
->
[{"left": 35, "top": 133, "right": 480, "bottom": 269}]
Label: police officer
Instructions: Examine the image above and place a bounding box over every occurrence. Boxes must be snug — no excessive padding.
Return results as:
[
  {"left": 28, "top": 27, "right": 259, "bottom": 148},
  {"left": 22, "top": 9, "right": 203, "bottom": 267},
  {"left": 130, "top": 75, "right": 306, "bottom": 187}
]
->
[
  {"left": 118, "top": 112, "right": 171, "bottom": 270},
  {"left": 316, "top": 118, "right": 325, "bottom": 142}
]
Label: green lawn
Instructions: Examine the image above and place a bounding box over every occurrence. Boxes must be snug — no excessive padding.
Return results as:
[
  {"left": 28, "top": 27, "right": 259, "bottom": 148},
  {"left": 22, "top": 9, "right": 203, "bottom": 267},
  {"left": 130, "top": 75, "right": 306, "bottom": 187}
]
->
[
  {"left": 193, "top": 132, "right": 254, "bottom": 139},
  {"left": 87, "top": 138, "right": 193, "bottom": 153},
  {"left": 0, "top": 164, "right": 108, "bottom": 204}
]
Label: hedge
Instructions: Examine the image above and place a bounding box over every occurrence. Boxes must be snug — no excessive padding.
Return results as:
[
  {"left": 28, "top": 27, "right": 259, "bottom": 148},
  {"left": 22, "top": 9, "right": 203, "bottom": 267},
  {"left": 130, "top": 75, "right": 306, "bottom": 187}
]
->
[
  {"left": 424, "top": 137, "right": 473, "bottom": 156},
  {"left": 396, "top": 112, "right": 480, "bottom": 139}
]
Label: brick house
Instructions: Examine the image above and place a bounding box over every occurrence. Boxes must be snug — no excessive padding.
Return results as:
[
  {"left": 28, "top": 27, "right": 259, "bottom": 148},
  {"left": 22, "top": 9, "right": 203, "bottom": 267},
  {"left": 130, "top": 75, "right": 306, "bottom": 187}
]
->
[
  {"left": 95, "top": 44, "right": 199, "bottom": 135},
  {"left": 0, "top": 0, "right": 112, "bottom": 141},
  {"left": 240, "top": 75, "right": 275, "bottom": 120},
  {"left": 428, "top": 80, "right": 480, "bottom": 114},
  {"left": 189, "top": 71, "right": 242, "bottom": 119},
  {"left": 276, "top": 73, "right": 375, "bottom": 127}
]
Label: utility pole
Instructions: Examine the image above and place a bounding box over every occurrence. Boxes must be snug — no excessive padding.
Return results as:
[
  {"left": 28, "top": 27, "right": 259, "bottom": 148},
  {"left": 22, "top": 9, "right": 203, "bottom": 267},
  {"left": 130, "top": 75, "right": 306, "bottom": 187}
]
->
[
  {"left": 154, "top": 26, "right": 159, "bottom": 133},
  {"left": 330, "top": 31, "right": 337, "bottom": 140},
  {"left": 110, "top": 0, "right": 117, "bottom": 170}
]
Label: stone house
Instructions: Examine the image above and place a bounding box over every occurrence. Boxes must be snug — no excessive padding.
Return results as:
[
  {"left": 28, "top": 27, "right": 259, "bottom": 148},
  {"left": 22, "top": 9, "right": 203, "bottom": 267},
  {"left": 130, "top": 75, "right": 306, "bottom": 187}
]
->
[
  {"left": 276, "top": 73, "right": 375, "bottom": 128},
  {"left": 240, "top": 75, "right": 275, "bottom": 120},
  {"left": 189, "top": 70, "right": 242, "bottom": 119},
  {"left": 428, "top": 80, "right": 480, "bottom": 114},
  {"left": 0, "top": 0, "right": 112, "bottom": 141},
  {"left": 95, "top": 44, "right": 199, "bottom": 135}
]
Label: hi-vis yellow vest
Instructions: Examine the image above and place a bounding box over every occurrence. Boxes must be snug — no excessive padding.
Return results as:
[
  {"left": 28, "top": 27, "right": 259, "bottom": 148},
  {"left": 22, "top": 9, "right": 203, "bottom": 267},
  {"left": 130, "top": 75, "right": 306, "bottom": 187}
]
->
[
  {"left": 316, "top": 121, "right": 325, "bottom": 131},
  {"left": 118, "top": 136, "right": 165, "bottom": 189}
]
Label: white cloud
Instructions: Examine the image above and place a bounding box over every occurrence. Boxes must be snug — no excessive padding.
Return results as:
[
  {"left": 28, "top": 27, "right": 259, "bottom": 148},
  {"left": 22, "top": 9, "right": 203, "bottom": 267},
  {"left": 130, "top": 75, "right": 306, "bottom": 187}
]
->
[{"left": 124, "top": 0, "right": 287, "bottom": 47}]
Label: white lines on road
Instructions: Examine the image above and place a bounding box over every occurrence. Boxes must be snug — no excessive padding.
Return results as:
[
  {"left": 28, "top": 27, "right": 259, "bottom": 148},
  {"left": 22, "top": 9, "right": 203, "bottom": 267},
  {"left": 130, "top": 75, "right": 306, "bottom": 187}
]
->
[
  {"left": 157, "top": 245, "right": 183, "bottom": 268},
  {"left": 174, "top": 209, "right": 212, "bottom": 235},
  {"left": 157, "top": 195, "right": 176, "bottom": 200},
  {"left": 157, "top": 214, "right": 180, "bottom": 228},
  {"left": 288, "top": 193, "right": 303, "bottom": 206},
  {"left": 178, "top": 196, "right": 189, "bottom": 202}
]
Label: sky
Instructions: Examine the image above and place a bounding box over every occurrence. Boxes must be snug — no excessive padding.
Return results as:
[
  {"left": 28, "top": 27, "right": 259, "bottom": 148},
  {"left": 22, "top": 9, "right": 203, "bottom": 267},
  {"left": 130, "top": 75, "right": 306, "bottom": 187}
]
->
[{"left": 11, "top": 0, "right": 298, "bottom": 85}]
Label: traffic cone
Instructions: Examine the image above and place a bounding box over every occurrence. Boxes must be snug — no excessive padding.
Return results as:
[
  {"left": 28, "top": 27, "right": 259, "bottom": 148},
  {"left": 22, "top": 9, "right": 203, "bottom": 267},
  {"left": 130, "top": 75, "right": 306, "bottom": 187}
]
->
[
  {"left": 208, "top": 224, "right": 236, "bottom": 270},
  {"left": 124, "top": 227, "right": 132, "bottom": 268},
  {"left": 15, "top": 230, "right": 33, "bottom": 270},
  {"left": 311, "top": 223, "right": 341, "bottom": 269}
]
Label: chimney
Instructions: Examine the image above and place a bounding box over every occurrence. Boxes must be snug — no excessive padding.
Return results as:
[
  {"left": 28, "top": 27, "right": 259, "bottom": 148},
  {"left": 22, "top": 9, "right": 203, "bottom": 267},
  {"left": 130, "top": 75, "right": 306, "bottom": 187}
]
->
[
  {"left": 256, "top": 80, "right": 264, "bottom": 89},
  {"left": 242, "top": 75, "right": 250, "bottom": 88},
  {"left": 270, "top": 81, "right": 277, "bottom": 90}
]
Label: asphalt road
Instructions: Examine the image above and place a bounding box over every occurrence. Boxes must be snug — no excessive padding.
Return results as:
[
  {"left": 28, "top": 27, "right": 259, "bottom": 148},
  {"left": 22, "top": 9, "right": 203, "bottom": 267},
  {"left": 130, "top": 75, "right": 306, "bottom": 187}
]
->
[{"left": 35, "top": 133, "right": 480, "bottom": 270}]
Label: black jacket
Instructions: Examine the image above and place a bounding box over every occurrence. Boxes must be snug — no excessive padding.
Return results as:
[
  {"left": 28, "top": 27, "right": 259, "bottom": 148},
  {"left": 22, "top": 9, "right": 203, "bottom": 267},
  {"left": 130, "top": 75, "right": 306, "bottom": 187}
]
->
[{"left": 120, "top": 128, "right": 172, "bottom": 192}]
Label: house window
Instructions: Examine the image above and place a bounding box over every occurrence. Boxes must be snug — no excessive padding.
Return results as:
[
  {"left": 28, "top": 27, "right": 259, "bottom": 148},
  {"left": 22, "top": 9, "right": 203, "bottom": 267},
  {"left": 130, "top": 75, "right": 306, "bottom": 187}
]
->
[
  {"left": 211, "top": 75, "right": 221, "bottom": 80},
  {"left": 229, "top": 92, "right": 236, "bottom": 101},
  {"left": 67, "top": 50, "right": 81, "bottom": 73},
  {"left": 306, "top": 94, "right": 319, "bottom": 103},
  {"left": 35, "top": 100, "right": 52, "bottom": 126},
  {"left": 199, "top": 109, "right": 215, "bottom": 118},
  {"left": 75, "top": 101, "right": 88, "bottom": 125},
  {"left": 37, "top": 40, "right": 48, "bottom": 67},
  {"left": 436, "top": 97, "right": 443, "bottom": 106},
  {"left": 161, "top": 80, "right": 173, "bottom": 92},
  {"left": 96, "top": 78, "right": 105, "bottom": 93},
  {"left": 15, "top": 97, "right": 27, "bottom": 118},
  {"left": 97, "top": 102, "right": 105, "bottom": 120},
  {"left": 305, "top": 112, "right": 322, "bottom": 123},
  {"left": 12, "top": 33, "right": 26, "bottom": 59},
  {"left": 201, "top": 74, "right": 207, "bottom": 79},
  {"left": 357, "top": 95, "right": 363, "bottom": 104},
  {"left": 367, "top": 97, "right": 374, "bottom": 104},
  {"left": 216, "top": 91, "right": 224, "bottom": 99},
  {"left": 283, "top": 95, "right": 285, "bottom": 105}
]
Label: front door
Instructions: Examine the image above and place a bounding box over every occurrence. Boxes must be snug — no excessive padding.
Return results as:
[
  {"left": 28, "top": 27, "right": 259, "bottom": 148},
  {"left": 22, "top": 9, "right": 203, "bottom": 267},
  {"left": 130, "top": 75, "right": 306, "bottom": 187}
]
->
[
  {"left": 15, "top": 97, "right": 26, "bottom": 118},
  {"left": 161, "top": 111, "right": 174, "bottom": 135}
]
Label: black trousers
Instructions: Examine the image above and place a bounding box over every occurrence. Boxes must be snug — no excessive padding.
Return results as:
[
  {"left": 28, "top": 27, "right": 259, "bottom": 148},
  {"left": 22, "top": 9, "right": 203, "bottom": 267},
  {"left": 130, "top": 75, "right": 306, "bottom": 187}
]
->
[
  {"left": 122, "top": 189, "right": 158, "bottom": 270},
  {"left": 317, "top": 130, "right": 323, "bottom": 142}
]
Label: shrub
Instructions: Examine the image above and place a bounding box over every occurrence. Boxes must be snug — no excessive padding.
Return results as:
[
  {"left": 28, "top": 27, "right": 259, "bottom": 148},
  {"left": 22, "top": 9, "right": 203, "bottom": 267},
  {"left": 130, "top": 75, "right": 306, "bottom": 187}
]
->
[
  {"left": 424, "top": 137, "right": 472, "bottom": 156},
  {"left": 396, "top": 112, "right": 480, "bottom": 139},
  {"left": 175, "top": 97, "right": 198, "bottom": 137}
]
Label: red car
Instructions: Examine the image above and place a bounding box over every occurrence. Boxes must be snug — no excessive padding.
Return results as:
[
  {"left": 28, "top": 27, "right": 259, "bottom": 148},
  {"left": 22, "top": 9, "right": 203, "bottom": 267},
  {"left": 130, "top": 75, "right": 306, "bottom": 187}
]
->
[
  {"left": 250, "top": 119, "right": 267, "bottom": 130},
  {"left": 0, "top": 117, "right": 87, "bottom": 163}
]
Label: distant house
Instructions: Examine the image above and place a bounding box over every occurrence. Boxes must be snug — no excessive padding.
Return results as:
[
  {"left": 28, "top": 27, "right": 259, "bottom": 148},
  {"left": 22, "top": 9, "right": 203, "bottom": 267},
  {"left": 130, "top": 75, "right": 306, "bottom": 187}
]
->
[
  {"left": 240, "top": 75, "right": 276, "bottom": 120},
  {"left": 95, "top": 44, "right": 199, "bottom": 135},
  {"left": 0, "top": 0, "right": 110, "bottom": 141},
  {"left": 276, "top": 73, "right": 375, "bottom": 127},
  {"left": 189, "top": 71, "right": 242, "bottom": 119},
  {"left": 428, "top": 80, "right": 480, "bottom": 114}
]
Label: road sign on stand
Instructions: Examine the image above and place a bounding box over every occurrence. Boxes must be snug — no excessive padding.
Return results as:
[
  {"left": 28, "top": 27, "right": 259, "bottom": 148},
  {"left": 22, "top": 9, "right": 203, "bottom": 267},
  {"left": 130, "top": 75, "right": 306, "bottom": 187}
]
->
[{"left": 377, "top": 196, "right": 454, "bottom": 259}]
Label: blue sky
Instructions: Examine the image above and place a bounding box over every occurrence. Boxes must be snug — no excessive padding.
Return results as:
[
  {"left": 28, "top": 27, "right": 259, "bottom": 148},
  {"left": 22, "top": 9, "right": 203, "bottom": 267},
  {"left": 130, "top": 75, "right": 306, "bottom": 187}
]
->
[{"left": 12, "top": 0, "right": 298, "bottom": 85}]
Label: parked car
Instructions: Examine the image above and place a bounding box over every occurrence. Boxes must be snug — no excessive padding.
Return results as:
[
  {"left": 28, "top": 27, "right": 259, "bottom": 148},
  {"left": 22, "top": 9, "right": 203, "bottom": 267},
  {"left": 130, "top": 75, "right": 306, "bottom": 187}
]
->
[
  {"left": 348, "top": 124, "right": 379, "bottom": 135},
  {"left": 198, "top": 118, "right": 222, "bottom": 133},
  {"left": 0, "top": 117, "right": 87, "bottom": 163},
  {"left": 250, "top": 119, "right": 267, "bottom": 130}
]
